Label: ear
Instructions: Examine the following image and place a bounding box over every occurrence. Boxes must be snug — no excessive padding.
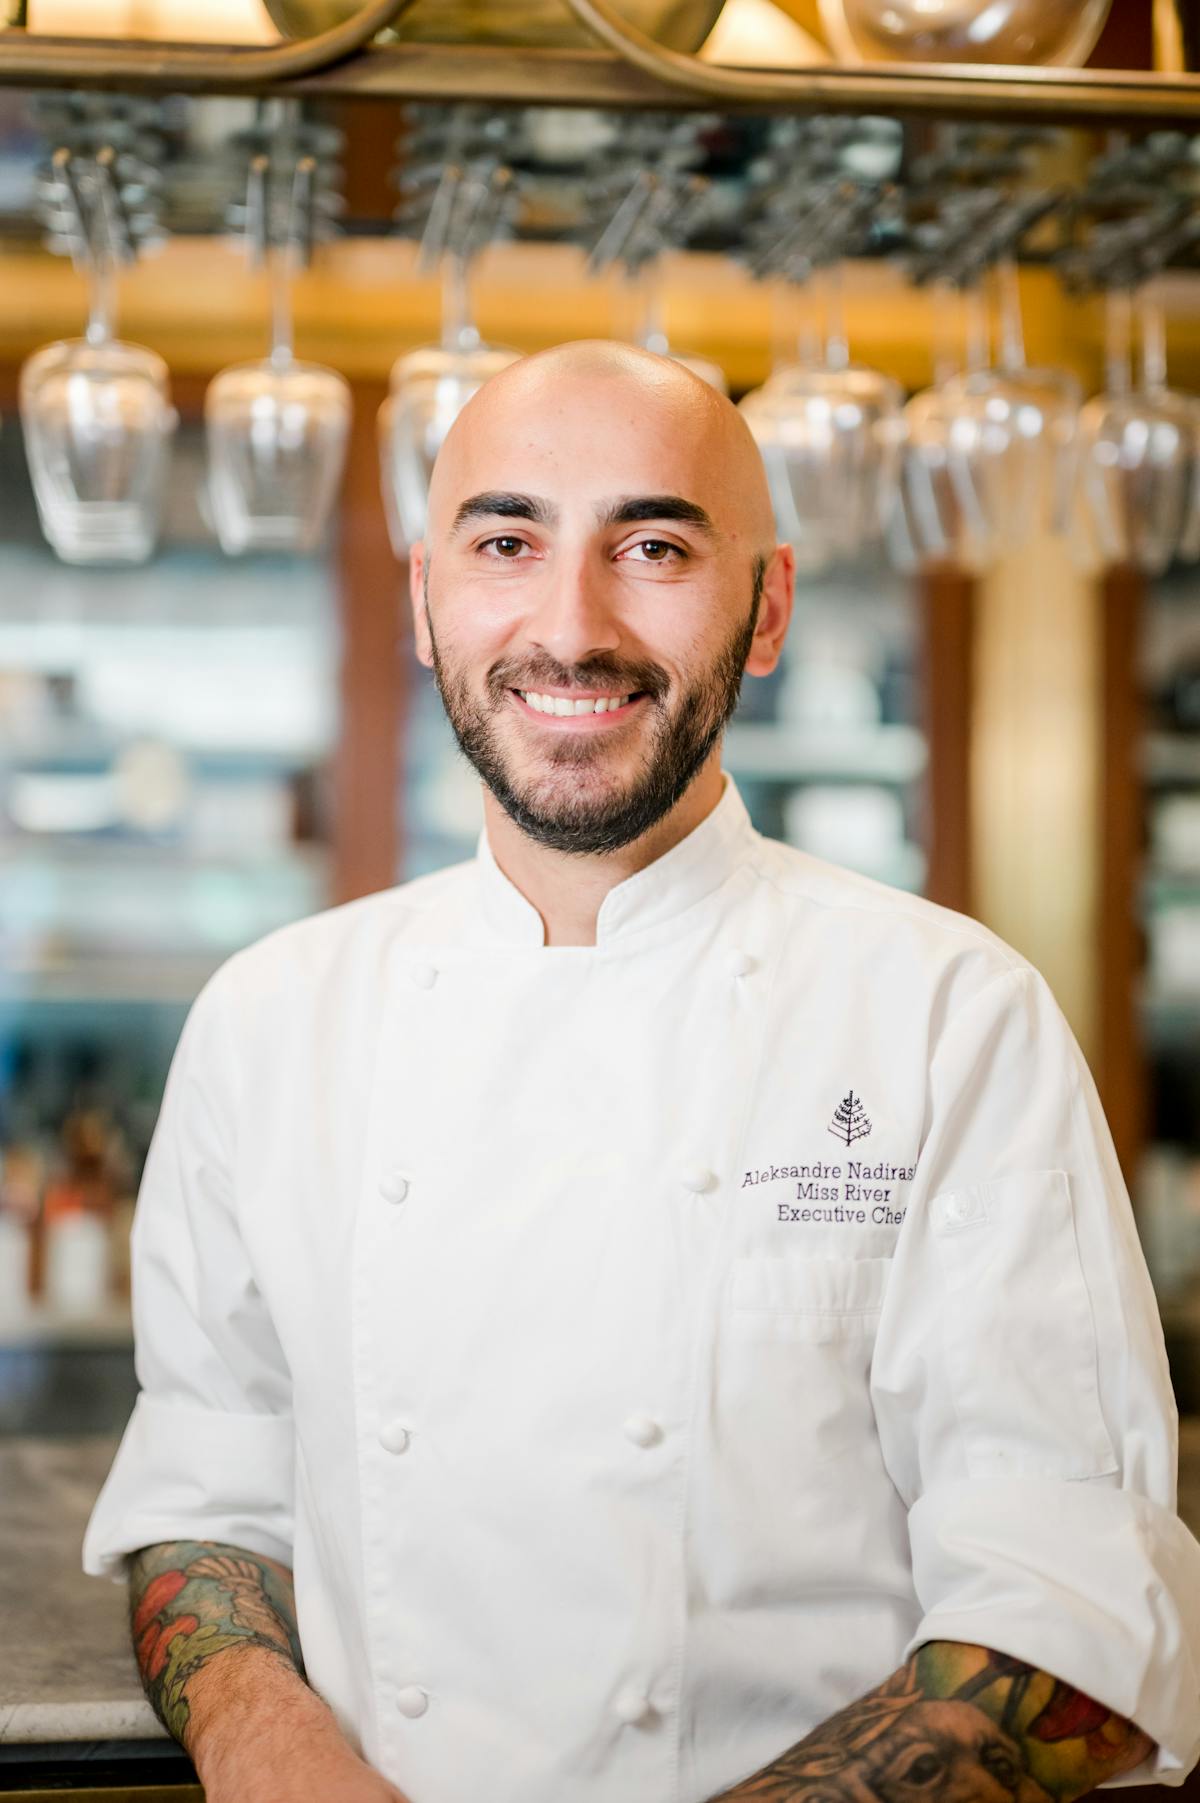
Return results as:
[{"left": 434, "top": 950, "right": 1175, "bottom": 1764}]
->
[
  {"left": 408, "top": 541, "right": 434, "bottom": 670},
  {"left": 743, "top": 544, "right": 795, "bottom": 679}
]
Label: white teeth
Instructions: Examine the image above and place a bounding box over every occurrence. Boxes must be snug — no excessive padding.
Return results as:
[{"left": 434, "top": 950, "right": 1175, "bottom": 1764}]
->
[{"left": 519, "top": 691, "right": 630, "bottom": 716}]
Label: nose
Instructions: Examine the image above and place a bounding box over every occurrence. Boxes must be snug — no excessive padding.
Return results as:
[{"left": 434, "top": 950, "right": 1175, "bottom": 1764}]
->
[{"left": 523, "top": 551, "right": 622, "bottom": 668}]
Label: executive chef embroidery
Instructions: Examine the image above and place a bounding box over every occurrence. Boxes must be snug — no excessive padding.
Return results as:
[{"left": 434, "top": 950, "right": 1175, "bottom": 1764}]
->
[
  {"left": 828, "top": 1091, "right": 872, "bottom": 1146},
  {"left": 740, "top": 1155, "right": 917, "bottom": 1226}
]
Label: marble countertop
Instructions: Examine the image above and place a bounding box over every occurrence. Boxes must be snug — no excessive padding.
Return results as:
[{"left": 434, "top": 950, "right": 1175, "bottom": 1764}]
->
[
  {"left": 3, "top": 1426, "right": 1200, "bottom": 1748},
  {"left": 0, "top": 1438, "right": 165, "bottom": 1746}
]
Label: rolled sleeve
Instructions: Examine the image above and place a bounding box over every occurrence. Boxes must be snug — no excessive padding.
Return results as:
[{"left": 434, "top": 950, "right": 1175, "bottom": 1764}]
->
[
  {"left": 82, "top": 961, "right": 295, "bottom": 1582},
  {"left": 872, "top": 963, "right": 1200, "bottom": 1781},
  {"left": 82, "top": 1395, "right": 294, "bottom": 1578},
  {"left": 905, "top": 1478, "right": 1200, "bottom": 1782}
]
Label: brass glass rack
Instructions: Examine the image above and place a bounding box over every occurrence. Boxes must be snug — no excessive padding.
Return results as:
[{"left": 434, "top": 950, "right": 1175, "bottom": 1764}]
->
[{"left": 0, "top": 0, "right": 1199, "bottom": 122}]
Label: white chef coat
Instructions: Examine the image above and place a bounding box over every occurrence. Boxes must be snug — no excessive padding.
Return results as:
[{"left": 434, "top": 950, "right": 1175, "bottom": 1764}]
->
[{"left": 83, "top": 773, "right": 1200, "bottom": 1800}]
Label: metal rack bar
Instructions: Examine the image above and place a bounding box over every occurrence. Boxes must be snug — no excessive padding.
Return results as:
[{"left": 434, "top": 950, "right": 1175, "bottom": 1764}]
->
[
  {"left": 0, "top": 0, "right": 413, "bottom": 89},
  {"left": 297, "top": 46, "right": 1200, "bottom": 122},
  {"left": 2, "top": 7, "right": 1200, "bottom": 122}
]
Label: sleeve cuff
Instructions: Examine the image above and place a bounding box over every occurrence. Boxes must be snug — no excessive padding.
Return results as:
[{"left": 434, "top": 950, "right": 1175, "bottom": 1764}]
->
[
  {"left": 904, "top": 1475, "right": 1200, "bottom": 1782},
  {"left": 82, "top": 1392, "right": 295, "bottom": 1581}
]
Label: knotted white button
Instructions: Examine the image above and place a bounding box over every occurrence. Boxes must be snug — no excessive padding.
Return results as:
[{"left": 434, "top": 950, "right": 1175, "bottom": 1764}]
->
[
  {"left": 396, "top": 1685, "right": 429, "bottom": 1719},
  {"left": 728, "top": 949, "right": 756, "bottom": 978},
  {"left": 379, "top": 1169, "right": 410, "bottom": 1204},
  {"left": 623, "top": 1414, "right": 663, "bottom": 1449},
  {"left": 681, "top": 1165, "right": 716, "bottom": 1194},
  {"left": 613, "top": 1688, "right": 652, "bottom": 1726},
  {"left": 379, "top": 1421, "right": 412, "bottom": 1454},
  {"left": 936, "top": 1191, "right": 984, "bottom": 1230},
  {"left": 409, "top": 962, "right": 438, "bottom": 990}
]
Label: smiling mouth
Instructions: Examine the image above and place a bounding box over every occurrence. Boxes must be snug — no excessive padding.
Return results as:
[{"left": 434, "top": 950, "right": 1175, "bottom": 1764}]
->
[{"left": 510, "top": 689, "right": 647, "bottom": 721}]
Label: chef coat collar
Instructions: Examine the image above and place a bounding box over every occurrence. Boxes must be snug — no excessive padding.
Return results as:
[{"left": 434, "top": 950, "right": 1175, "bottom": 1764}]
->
[{"left": 474, "top": 772, "right": 755, "bottom": 948}]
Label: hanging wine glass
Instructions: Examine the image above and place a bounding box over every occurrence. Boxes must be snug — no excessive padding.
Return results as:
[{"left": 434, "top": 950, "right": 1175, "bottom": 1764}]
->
[
  {"left": 19, "top": 146, "right": 177, "bottom": 566},
  {"left": 889, "top": 255, "right": 1078, "bottom": 574},
  {"left": 591, "top": 165, "right": 728, "bottom": 394},
  {"left": 621, "top": 179, "right": 728, "bottom": 393},
  {"left": 1075, "top": 285, "right": 1193, "bottom": 577},
  {"left": 741, "top": 260, "right": 902, "bottom": 573},
  {"left": 205, "top": 145, "right": 351, "bottom": 556},
  {"left": 940, "top": 259, "right": 1079, "bottom": 547},
  {"left": 881, "top": 280, "right": 988, "bottom": 572},
  {"left": 379, "top": 160, "right": 522, "bottom": 558},
  {"left": 624, "top": 254, "right": 728, "bottom": 393}
]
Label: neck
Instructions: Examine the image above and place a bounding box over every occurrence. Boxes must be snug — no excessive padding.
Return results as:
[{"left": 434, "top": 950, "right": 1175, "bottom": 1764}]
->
[{"left": 482, "top": 754, "right": 726, "bottom": 947}]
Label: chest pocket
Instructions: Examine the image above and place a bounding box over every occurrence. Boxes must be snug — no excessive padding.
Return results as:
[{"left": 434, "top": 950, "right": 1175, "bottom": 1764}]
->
[
  {"left": 714, "top": 1252, "right": 893, "bottom": 1499},
  {"left": 729, "top": 1253, "right": 892, "bottom": 1341},
  {"left": 930, "top": 1168, "right": 1118, "bottom": 1481}
]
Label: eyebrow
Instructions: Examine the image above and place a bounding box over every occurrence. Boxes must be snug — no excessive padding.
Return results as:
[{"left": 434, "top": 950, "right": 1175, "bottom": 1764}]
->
[{"left": 449, "top": 491, "right": 716, "bottom": 538}]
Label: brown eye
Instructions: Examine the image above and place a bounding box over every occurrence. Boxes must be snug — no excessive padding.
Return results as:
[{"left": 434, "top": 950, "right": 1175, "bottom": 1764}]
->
[
  {"left": 493, "top": 537, "right": 523, "bottom": 557},
  {"left": 625, "top": 539, "right": 685, "bottom": 565}
]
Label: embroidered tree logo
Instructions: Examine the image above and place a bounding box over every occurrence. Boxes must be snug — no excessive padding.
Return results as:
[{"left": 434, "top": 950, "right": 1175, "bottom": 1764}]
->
[{"left": 828, "top": 1091, "right": 872, "bottom": 1146}]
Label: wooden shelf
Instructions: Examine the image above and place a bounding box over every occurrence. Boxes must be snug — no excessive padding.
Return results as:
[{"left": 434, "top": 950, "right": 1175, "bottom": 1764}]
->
[{"left": 0, "top": 30, "right": 1199, "bottom": 124}]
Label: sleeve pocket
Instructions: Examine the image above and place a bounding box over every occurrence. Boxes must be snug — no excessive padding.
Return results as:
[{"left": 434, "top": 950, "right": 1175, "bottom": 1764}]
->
[{"left": 930, "top": 1168, "right": 1118, "bottom": 1481}]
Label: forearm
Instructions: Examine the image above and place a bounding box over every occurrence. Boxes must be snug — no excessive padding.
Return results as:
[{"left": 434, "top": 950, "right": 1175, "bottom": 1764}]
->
[
  {"left": 712, "top": 1642, "right": 1154, "bottom": 1803},
  {"left": 127, "top": 1540, "right": 335, "bottom": 1782},
  {"left": 129, "top": 1541, "right": 410, "bottom": 1803}
]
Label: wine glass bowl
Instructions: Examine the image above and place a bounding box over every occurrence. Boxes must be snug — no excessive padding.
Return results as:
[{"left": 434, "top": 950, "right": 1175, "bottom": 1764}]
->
[
  {"left": 1075, "top": 388, "right": 1193, "bottom": 577},
  {"left": 19, "top": 336, "right": 177, "bottom": 566},
  {"left": 915, "top": 364, "right": 1079, "bottom": 558},
  {"left": 379, "top": 342, "right": 522, "bottom": 556},
  {"left": 206, "top": 356, "right": 352, "bottom": 555},
  {"left": 742, "top": 363, "right": 904, "bottom": 572},
  {"left": 891, "top": 379, "right": 994, "bottom": 572}
]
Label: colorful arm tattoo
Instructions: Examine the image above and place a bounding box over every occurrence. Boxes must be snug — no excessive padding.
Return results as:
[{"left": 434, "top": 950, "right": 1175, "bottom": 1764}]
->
[
  {"left": 127, "top": 1540, "right": 307, "bottom": 1746},
  {"left": 712, "top": 1643, "right": 1155, "bottom": 1803}
]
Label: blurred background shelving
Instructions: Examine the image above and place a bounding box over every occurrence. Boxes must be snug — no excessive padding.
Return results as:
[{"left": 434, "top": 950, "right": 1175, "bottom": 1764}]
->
[{"left": 0, "top": 43, "right": 1198, "bottom": 1428}]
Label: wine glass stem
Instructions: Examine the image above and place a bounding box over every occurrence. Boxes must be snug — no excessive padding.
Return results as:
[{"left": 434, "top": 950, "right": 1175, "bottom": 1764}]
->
[
  {"left": 441, "top": 254, "right": 480, "bottom": 354},
  {"left": 995, "top": 258, "right": 1026, "bottom": 371},
  {"left": 269, "top": 246, "right": 294, "bottom": 367},
  {"left": 931, "top": 279, "right": 959, "bottom": 387},
  {"left": 1139, "top": 287, "right": 1167, "bottom": 393},
  {"left": 821, "top": 261, "right": 849, "bottom": 373},
  {"left": 1105, "top": 288, "right": 1132, "bottom": 397},
  {"left": 86, "top": 256, "right": 114, "bottom": 348},
  {"left": 964, "top": 282, "right": 988, "bottom": 375},
  {"left": 630, "top": 261, "right": 666, "bottom": 355},
  {"left": 792, "top": 272, "right": 821, "bottom": 372},
  {"left": 768, "top": 276, "right": 795, "bottom": 377}
]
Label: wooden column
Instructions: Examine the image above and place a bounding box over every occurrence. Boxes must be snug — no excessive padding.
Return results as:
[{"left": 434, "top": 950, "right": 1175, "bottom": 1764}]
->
[
  {"left": 970, "top": 532, "right": 1102, "bottom": 1067},
  {"left": 332, "top": 378, "right": 410, "bottom": 903},
  {"left": 1097, "top": 563, "right": 1146, "bottom": 1189},
  {"left": 918, "top": 563, "right": 975, "bottom": 918}
]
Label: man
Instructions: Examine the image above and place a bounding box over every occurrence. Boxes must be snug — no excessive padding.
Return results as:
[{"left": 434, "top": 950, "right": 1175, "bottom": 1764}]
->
[{"left": 84, "top": 341, "right": 1200, "bottom": 1803}]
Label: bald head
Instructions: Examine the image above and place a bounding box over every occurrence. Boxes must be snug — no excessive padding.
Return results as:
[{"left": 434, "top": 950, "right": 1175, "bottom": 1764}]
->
[
  {"left": 426, "top": 339, "right": 778, "bottom": 559},
  {"left": 408, "top": 338, "right": 795, "bottom": 862}
]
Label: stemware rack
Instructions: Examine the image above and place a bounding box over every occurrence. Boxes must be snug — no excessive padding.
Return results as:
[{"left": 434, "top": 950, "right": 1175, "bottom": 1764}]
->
[
  {"left": 12, "top": 108, "right": 1200, "bottom": 305},
  {"left": 0, "top": 0, "right": 1198, "bottom": 123}
]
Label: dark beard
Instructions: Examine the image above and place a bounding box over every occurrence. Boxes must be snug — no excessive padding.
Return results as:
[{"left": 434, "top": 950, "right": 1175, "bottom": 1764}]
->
[{"left": 425, "top": 568, "right": 763, "bottom": 856}]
